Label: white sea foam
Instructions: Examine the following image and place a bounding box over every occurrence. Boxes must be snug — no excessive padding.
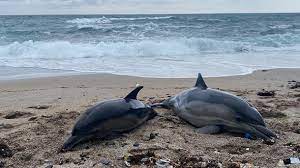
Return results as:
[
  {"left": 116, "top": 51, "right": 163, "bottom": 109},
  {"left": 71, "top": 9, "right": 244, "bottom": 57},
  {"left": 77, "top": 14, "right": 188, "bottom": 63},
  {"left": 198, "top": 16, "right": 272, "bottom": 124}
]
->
[
  {"left": 66, "top": 17, "right": 112, "bottom": 29},
  {"left": 109, "top": 16, "right": 174, "bottom": 21},
  {"left": 0, "top": 38, "right": 300, "bottom": 77},
  {"left": 67, "top": 17, "right": 112, "bottom": 24},
  {"left": 66, "top": 16, "right": 172, "bottom": 26},
  {"left": 2, "top": 14, "right": 300, "bottom": 78},
  {"left": 0, "top": 38, "right": 246, "bottom": 59},
  {"left": 66, "top": 16, "right": 172, "bottom": 29},
  {"left": 67, "top": 16, "right": 173, "bottom": 24},
  {"left": 269, "top": 24, "right": 293, "bottom": 29}
]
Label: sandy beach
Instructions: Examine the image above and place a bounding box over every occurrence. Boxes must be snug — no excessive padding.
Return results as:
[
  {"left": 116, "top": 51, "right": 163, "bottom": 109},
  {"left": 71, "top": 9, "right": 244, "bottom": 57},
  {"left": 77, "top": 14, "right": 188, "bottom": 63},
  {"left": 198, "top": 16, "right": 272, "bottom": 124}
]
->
[{"left": 0, "top": 68, "right": 300, "bottom": 168}]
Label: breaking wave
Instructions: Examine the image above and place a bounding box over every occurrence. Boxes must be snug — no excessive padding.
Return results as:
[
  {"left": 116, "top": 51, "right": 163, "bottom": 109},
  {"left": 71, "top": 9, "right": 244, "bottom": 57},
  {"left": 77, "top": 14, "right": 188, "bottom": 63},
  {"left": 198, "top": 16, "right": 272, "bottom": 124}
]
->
[{"left": 1, "top": 37, "right": 300, "bottom": 77}]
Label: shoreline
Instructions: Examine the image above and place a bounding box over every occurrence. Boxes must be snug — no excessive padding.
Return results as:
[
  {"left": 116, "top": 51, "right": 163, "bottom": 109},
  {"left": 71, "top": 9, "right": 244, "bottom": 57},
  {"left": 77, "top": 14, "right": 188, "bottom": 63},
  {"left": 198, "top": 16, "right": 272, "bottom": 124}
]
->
[
  {"left": 0, "top": 66, "right": 300, "bottom": 81},
  {"left": 0, "top": 68, "right": 300, "bottom": 167}
]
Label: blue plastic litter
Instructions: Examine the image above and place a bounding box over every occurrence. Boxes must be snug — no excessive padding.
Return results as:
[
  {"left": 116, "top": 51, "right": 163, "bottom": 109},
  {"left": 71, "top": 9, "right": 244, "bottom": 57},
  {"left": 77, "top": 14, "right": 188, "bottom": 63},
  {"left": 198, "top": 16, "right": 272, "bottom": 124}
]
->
[{"left": 244, "top": 133, "right": 252, "bottom": 139}]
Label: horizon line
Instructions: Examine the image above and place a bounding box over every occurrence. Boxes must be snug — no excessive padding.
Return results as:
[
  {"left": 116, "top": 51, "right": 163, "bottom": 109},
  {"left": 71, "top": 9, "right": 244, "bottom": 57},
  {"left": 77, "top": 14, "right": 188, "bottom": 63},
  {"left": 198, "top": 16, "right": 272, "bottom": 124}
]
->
[{"left": 0, "top": 11, "right": 299, "bottom": 16}]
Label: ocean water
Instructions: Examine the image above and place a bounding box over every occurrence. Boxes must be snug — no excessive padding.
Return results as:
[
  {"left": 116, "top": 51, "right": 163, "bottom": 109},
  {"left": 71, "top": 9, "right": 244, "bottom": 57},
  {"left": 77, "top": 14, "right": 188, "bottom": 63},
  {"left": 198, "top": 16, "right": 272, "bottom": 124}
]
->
[{"left": 0, "top": 13, "right": 300, "bottom": 78}]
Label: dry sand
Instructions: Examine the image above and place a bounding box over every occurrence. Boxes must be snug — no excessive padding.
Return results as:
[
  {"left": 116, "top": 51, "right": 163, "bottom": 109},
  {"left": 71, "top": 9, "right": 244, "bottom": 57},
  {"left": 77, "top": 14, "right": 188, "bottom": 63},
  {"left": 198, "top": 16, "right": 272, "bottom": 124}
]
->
[{"left": 0, "top": 69, "right": 300, "bottom": 168}]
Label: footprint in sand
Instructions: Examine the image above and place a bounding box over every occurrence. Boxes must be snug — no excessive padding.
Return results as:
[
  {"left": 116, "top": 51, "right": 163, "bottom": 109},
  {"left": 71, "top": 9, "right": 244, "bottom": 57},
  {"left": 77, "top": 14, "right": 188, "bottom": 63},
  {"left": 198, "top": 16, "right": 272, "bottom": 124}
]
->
[
  {"left": 3, "top": 111, "right": 34, "bottom": 119},
  {"left": 27, "top": 105, "right": 50, "bottom": 110}
]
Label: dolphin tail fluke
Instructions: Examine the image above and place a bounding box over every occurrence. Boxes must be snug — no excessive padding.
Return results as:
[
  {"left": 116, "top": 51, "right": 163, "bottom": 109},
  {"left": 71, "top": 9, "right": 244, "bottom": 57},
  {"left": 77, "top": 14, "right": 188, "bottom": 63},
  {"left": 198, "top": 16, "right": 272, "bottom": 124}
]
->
[{"left": 61, "top": 135, "right": 83, "bottom": 152}]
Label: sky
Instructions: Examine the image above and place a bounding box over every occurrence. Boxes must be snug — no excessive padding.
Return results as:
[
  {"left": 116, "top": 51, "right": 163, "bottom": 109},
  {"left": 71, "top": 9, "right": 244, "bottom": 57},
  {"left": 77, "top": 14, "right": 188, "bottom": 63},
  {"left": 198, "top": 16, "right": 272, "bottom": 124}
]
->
[{"left": 0, "top": 0, "right": 300, "bottom": 15}]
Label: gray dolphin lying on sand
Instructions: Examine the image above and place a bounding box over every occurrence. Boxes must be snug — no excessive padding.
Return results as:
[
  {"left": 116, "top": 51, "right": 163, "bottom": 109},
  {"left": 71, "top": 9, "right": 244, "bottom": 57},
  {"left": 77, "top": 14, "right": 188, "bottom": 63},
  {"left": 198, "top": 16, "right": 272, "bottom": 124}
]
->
[
  {"left": 62, "top": 86, "right": 157, "bottom": 151},
  {"left": 152, "top": 73, "right": 276, "bottom": 141}
]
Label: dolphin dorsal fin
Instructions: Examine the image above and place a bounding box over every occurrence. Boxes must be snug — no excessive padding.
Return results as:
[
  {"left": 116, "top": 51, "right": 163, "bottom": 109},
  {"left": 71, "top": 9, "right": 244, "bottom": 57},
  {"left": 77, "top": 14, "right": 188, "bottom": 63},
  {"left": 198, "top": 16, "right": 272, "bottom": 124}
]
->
[
  {"left": 124, "top": 86, "right": 144, "bottom": 100},
  {"left": 195, "top": 73, "right": 208, "bottom": 89}
]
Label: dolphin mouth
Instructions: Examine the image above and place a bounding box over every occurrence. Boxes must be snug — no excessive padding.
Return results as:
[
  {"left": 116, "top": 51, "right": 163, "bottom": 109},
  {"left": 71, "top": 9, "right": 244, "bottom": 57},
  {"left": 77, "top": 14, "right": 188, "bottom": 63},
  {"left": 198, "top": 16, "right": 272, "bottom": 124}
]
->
[
  {"left": 227, "top": 122, "right": 277, "bottom": 141},
  {"left": 150, "top": 97, "right": 172, "bottom": 109},
  {"left": 150, "top": 103, "right": 170, "bottom": 109},
  {"left": 61, "top": 135, "right": 83, "bottom": 152},
  {"left": 249, "top": 123, "right": 277, "bottom": 139}
]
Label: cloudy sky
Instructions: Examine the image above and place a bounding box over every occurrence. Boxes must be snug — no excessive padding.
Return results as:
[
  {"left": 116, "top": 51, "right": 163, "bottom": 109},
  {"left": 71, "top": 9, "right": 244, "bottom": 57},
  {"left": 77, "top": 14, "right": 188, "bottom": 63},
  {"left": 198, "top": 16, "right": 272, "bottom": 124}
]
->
[{"left": 0, "top": 0, "right": 300, "bottom": 15}]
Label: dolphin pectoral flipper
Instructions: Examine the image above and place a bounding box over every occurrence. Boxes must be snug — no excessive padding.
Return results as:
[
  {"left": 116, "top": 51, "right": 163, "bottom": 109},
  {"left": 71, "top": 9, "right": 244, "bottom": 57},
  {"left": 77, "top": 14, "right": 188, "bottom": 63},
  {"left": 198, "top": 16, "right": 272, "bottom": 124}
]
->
[{"left": 195, "top": 125, "right": 221, "bottom": 134}]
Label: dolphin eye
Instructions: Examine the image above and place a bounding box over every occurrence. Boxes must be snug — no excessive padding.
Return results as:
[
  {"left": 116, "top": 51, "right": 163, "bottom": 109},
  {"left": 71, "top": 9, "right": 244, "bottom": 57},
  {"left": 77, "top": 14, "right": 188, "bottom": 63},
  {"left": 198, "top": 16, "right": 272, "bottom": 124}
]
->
[{"left": 236, "top": 117, "right": 242, "bottom": 122}]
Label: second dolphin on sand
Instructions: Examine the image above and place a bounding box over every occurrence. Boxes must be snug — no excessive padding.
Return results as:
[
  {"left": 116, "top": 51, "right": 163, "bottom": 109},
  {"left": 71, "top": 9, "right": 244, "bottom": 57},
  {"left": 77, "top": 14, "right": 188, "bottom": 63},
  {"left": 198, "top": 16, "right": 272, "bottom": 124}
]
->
[
  {"left": 153, "top": 73, "right": 277, "bottom": 142},
  {"left": 62, "top": 86, "right": 157, "bottom": 151}
]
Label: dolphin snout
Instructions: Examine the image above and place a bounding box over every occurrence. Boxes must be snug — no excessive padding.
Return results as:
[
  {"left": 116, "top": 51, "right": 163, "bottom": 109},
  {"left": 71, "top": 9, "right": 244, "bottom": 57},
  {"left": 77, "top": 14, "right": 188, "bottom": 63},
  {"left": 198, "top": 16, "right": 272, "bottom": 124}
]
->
[
  {"left": 150, "top": 98, "right": 172, "bottom": 109},
  {"left": 227, "top": 121, "right": 277, "bottom": 141}
]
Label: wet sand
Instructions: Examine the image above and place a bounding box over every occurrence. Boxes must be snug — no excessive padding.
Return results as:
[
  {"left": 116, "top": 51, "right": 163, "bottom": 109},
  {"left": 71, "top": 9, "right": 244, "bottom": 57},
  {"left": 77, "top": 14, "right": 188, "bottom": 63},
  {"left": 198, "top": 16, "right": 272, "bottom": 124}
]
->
[{"left": 0, "top": 68, "right": 300, "bottom": 167}]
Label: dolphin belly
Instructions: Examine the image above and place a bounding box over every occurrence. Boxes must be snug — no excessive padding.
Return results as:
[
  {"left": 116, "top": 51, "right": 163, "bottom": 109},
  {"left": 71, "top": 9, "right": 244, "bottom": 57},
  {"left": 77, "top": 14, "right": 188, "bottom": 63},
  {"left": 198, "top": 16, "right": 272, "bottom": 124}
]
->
[{"left": 174, "top": 100, "right": 236, "bottom": 128}]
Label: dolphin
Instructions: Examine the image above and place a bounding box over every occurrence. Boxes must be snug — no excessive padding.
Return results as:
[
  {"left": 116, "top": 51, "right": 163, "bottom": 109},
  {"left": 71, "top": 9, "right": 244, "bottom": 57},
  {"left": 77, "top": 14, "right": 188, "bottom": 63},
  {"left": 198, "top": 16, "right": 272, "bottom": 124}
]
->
[
  {"left": 62, "top": 86, "right": 157, "bottom": 151},
  {"left": 153, "top": 74, "right": 276, "bottom": 141}
]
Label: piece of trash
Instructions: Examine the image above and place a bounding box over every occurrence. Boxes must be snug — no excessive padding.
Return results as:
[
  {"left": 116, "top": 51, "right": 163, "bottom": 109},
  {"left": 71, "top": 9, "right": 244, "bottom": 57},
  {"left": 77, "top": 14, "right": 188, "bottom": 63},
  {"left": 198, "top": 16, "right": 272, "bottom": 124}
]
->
[
  {"left": 288, "top": 81, "right": 300, "bottom": 89},
  {"left": 264, "top": 138, "right": 276, "bottom": 145},
  {"left": 99, "top": 157, "right": 111, "bottom": 165},
  {"left": 283, "top": 157, "right": 300, "bottom": 165},
  {"left": 123, "top": 151, "right": 155, "bottom": 166},
  {"left": 136, "top": 83, "right": 140, "bottom": 87},
  {"left": 143, "top": 132, "right": 158, "bottom": 141},
  {"left": 43, "top": 160, "right": 54, "bottom": 168},
  {"left": 0, "top": 123, "right": 13, "bottom": 129},
  {"left": 290, "top": 158, "right": 300, "bottom": 164},
  {"left": 257, "top": 89, "right": 275, "bottom": 97},
  {"left": 141, "top": 158, "right": 149, "bottom": 163},
  {"left": 240, "top": 163, "right": 254, "bottom": 167},
  {"left": 124, "top": 160, "right": 131, "bottom": 167},
  {"left": 123, "top": 153, "right": 133, "bottom": 167},
  {"left": 0, "top": 143, "right": 13, "bottom": 158},
  {"left": 244, "top": 133, "right": 252, "bottom": 139},
  {"left": 28, "top": 105, "right": 50, "bottom": 109},
  {"left": 156, "top": 159, "right": 170, "bottom": 168},
  {"left": 133, "top": 142, "right": 140, "bottom": 147}
]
